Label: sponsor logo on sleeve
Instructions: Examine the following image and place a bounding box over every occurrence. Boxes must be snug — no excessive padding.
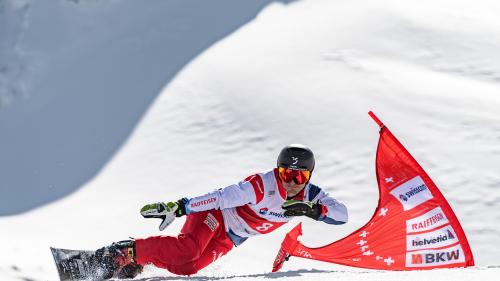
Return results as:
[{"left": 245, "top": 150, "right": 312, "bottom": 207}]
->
[
  {"left": 406, "top": 244, "right": 465, "bottom": 267},
  {"left": 390, "top": 176, "right": 433, "bottom": 211},
  {"left": 406, "top": 207, "right": 449, "bottom": 234},
  {"left": 190, "top": 197, "right": 216, "bottom": 208},
  {"left": 406, "top": 225, "right": 458, "bottom": 251}
]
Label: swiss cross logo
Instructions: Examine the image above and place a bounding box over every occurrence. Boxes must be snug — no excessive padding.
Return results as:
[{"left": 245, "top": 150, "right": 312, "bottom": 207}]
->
[
  {"left": 356, "top": 240, "right": 367, "bottom": 246},
  {"left": 384, "top": 257, "right": 395, "bottom": 266}
]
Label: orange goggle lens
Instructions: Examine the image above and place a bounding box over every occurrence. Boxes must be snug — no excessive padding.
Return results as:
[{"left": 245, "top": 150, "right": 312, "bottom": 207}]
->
[{"left": 278, "top": 167, "right": 311, "bottom": 184}]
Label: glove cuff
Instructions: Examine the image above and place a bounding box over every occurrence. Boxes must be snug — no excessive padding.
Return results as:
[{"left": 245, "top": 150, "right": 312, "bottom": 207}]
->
[
  {"left": 175, "top": 198, "right": 189, "bottom": 217},
  {"left": 306, "top": 203, "right": 323, "bottom": 220}
]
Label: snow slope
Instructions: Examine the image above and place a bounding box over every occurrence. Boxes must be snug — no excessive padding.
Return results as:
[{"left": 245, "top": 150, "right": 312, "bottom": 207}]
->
[
  {"left": 0, "top": 0, "right": 294, "bottom": 216},
  {"left": 1, "top": 0, "right": 500, "bottom": 280}
]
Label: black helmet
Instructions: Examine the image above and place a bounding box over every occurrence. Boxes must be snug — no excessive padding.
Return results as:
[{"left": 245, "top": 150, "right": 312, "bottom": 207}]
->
[{"left": 277, "top": 144, "right": 315, "bottom": 172}]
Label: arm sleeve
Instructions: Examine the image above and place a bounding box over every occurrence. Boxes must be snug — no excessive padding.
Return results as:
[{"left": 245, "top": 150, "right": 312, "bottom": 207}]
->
[
  {"left": 184, "top": 174, "right": 264, "bottom": 214},
  {"left": 310, "top": 187, "right": 348, "bottom": 225}
]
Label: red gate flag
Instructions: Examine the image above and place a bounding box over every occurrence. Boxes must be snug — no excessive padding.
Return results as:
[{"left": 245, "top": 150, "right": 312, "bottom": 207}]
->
[{"left": 272, "top": 111, "right": 474, "bottom": 271}]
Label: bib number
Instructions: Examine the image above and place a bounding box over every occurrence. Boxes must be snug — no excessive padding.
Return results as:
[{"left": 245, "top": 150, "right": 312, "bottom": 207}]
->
[{"left": 256, "top": 222, "right": 274, "bottom": 232}]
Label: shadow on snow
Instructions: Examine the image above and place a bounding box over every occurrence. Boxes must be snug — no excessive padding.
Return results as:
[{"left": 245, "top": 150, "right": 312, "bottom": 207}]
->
[
  {"left": 132, "top": 269, "right": 338, "bottom": 281},
  {"left": 0, "top": 0, "right": 296, "bottom": 216}
]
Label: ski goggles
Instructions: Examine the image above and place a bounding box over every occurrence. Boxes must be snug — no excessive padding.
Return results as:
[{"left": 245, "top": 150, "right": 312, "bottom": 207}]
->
[{"left": 278, "top": 167, "right": 311, "bottom": 185}]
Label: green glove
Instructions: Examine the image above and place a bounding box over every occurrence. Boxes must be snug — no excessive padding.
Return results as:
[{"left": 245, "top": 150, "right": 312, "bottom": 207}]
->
[
  {"left": 140, "top": 199, "right": 187, "bottom": 231},
  {"left": 282, "top": 200, "right": 322, "bottom": 220}
]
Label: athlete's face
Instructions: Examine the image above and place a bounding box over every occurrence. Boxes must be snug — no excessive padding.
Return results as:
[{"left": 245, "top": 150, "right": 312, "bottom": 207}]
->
[{"left": 282, "top": 180, "right": 306, "bottom": 198}]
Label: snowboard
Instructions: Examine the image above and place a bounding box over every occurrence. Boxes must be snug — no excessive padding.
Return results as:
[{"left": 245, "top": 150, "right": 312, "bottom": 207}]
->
[{"left": 50, "top": 247, "right": 114, "bottom": 281}]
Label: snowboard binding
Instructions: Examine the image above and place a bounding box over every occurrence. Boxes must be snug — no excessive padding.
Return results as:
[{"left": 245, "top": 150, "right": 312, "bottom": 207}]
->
[{"left": 51, "top": 240, "right": 143, "bottom": 281}]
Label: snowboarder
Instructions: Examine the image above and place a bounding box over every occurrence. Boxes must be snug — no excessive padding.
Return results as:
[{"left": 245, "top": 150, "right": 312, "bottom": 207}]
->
[{"left": 94, "top": 144, "right": 348, "bottom": 278}]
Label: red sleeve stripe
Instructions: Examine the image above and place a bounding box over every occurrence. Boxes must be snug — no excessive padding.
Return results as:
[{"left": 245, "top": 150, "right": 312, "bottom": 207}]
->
[{"left": 245, "top": 174, "right": 265, "bottom": 204}]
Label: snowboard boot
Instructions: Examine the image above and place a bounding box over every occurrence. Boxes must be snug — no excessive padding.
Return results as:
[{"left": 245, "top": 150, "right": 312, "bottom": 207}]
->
[{"left": 93, "top": 240, "right": 143, "bottom": 279}]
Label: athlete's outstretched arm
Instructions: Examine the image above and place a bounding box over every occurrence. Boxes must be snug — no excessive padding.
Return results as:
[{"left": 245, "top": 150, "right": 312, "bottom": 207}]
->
[{"left": 185, "top": 174, "right": 264, "bottom": 214}]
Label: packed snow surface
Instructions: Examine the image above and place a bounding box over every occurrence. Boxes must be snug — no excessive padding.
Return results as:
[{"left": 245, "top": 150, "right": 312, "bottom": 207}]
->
[{"left": 1, "top": 0, "right": 500, "bottom": 280}]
